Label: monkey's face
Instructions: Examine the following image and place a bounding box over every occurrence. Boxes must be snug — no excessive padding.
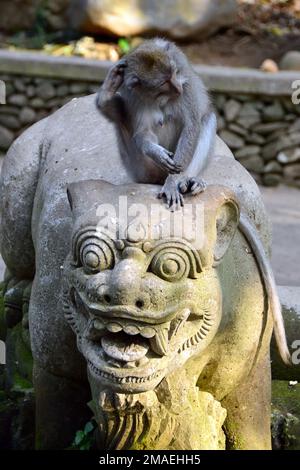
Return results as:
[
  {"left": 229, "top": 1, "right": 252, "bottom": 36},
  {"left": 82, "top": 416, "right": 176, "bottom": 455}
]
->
[
  {"left": 124, "top": 49, "right": 184, "bottom": 100},
  {"left": 63, "top": 182, "right": 239, "bottom": 393}
]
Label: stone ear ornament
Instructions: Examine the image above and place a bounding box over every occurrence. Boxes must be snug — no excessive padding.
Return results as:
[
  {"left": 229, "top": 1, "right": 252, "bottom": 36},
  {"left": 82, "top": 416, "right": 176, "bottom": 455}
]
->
[{"left": 213, "top": 199, "right": 240, "bottom": 267}]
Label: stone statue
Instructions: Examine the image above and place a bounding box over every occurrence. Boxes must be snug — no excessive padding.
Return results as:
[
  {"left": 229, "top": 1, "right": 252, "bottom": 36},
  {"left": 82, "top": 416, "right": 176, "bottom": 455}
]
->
[{"left": 0, "top": 94, "right": 274, "bottom": 449}]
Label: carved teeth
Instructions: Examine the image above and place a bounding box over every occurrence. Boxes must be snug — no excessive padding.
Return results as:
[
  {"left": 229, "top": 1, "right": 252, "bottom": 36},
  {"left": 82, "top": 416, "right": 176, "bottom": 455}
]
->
[
  {"left": 150, "top": 328, "right": 169, "bottom": 356},
  {"left": 94, "top": 319, "right": 105, "bottom": 331},
  {"left": 140, "top": 327, "right": 156, "bottom": 339},
  {"left": 106, "top": 322, "right": 122, "bottom": 333},
  {"left": 123, "top": 324, "right": 139, "bottom": 335}
]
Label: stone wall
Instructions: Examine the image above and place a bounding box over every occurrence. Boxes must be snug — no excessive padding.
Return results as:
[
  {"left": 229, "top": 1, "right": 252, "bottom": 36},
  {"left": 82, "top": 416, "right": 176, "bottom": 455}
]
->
[
  {"left": 215, "top": 94, "right": 300, "bottom": 187},
  {"left": 0, "top": 51, "right": 299, "bottom": 188},
  {"left": 0, "top": 74, "right": 99, "bottom": 159}
]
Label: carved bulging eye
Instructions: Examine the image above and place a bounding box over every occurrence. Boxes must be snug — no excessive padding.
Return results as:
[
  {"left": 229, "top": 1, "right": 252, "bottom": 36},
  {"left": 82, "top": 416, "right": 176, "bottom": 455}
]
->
[
  {"left": 80, "top": 239, "right": 114, "bottom": 274},
  {"left": 150, "top": 249, "right": 190, "bottom": 282}
]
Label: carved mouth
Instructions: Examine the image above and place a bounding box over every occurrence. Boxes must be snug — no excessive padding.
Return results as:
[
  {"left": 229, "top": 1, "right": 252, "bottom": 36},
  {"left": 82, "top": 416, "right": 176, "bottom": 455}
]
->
[
  {"left": 82, "top": 310, "right": 191, "bottom": 390},
  {"left": 63, "top": 283, "right": 217, "bottom": 390},
  {"left": 85, "top": 311, "right": 191, "bottom": 358}
]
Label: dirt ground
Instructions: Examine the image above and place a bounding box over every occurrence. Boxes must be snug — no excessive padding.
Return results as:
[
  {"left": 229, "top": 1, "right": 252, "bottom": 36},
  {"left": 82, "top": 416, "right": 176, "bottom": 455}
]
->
[{"left": 183, "top": 0, "right": 300, "bottom": 68}]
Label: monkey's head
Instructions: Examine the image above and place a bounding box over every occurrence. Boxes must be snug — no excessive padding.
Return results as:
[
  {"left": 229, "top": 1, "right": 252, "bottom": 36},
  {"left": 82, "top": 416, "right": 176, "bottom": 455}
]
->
[
  {"left": 62, "top": 180, "right": 240, "bottom": 394},
  {"left": 122, "top": 39, "right": 188, "bottom": 100}
]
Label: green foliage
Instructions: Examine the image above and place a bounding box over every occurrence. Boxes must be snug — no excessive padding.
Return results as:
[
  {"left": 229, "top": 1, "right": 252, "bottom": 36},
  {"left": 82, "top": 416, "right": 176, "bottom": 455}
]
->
[
  {"left": 71, "top": 420, "right": 96, "bottom": 450},
  {"left": 272, "top": 380, "right": 300, "bottom": 449},
  {"left": 118, "top": 38, "right": 132, "bottom": 55},
  {"left": 7, "top": 1, "right": 56, "bottom": 50}
]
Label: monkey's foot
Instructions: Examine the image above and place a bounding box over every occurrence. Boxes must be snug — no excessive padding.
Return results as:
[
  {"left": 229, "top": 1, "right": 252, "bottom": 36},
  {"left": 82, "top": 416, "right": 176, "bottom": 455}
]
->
[
  {"left": 178, "top": 176, "right": 207, "bottom": 196},
  {"left": 158, "top": 175, "right": 184, "bottom": 212}
]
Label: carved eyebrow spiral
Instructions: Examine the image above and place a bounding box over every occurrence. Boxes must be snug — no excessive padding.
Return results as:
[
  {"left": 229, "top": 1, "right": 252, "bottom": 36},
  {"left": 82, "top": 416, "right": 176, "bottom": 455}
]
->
[
  {"left": 148, "top": 239, "right": 202, "bottom": 279},
  {"left": 72, "top": 227, "right": 116, "bottom": 269}
]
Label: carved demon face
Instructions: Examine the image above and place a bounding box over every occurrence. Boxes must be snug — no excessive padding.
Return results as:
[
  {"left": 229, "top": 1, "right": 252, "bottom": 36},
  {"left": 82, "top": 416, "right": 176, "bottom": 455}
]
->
[{"left": 62, "top": 181, "right": 239, "bottom": 393}]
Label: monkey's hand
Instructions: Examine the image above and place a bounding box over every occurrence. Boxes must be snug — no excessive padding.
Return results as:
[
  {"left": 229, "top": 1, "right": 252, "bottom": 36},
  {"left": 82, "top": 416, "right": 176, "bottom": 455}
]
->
[
  {"left": 178, "top": 176, "right": 207, "bottom": 195},
  {"left": 149, "top": 145, "right": 182, "bottom": 174},
  {"left": 158, "top": 175, "right": 184, "bottom": 212}
]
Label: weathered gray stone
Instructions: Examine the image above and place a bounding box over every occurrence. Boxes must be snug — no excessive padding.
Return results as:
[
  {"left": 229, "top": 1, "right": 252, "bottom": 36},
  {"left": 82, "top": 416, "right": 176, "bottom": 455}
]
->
[
  {"left": 35, "top": 82, "right": 56, "bottom": 101},
  {"left": 8, "top": 94, "right": 27, "bottom": 107},
  {"left": 219, "top": 129, "right": 244, "bottom": 149},
  {"left": 262, "top": 141, "right": 281, "bottom": 161},
  {"left": 235, "top": 145, "right": 261, "bottom": 159},
  {"left": 0, "top": 106, "right": 19, "bottom": 116},
  {"left": 282, "top": 97, "right": 299, "bottom": 113},
  {"left": 56, "top": 84, "right": 69, "bottom": 97},
  {"left": 237, "top": 155, "right": 264, "bottom": 172},
  {"left": 19, "top": 107, "right": 36, "bottom": 125},
  {"left": 4, "top": 82, "right": 14, "bottom": 96},
  {"left": 277, "top": 149, "right": 300, "bottom": 164},
  {"left": 25, "top": 86, "right": 36, "bottom": 98},
  {"left": 239, "top": 102, "right": 261, "bottom": 118},
  {"left": 45, "top": 97, "right": 63, "bottom": 109},
  {"left": 70, "top": 0, "right": 238, "bottom": 39},
  {"left": 88, "top": 84, "right": 99, "bottom": 94},
  {"left": 228, "top": 123, "right": 248, "bottom": 137},
  {"left": 245, "top": 133, "right": 265, "bottom": 145},
  {"left": 280, "top": 51, "right": 300, "bottom": 71},
  {"left": 265, "top": 128, "right": 288, "bottom": 145},
  {"left": 0, "top": 115, "right": 20, "bottom": 130},
  {"left": 283, "top": 164, "right": 300, "bottom": 179},
  {"left": 262, "top": 101, "right": 285, "bottom": 122},
  {"left": 13, "top": 79, "right": 26, "bottom": 93},
  {"left": 236, "top": 116, "right": 261, "bottom": 129},
  {"left": 263, "top": 161, "right": 282, "bottom": 174},
  {"left": 285, "top": 113, "right": 297, "bottom": 122},
  {"left": 69, "top": 83, "right": 88, "bottom": 94},
  {"left": 262, "top": 173, "right": 281, "bottom": 186},
  {"left": 252, "top": 122, "right": 288, "bottom": 135},
  {"left": 224, "top": 99, "right": 241, "bottom": 122},
  {"left": 290, "top": 119, "right": 300, "bottom": 133},
  {"left": 0, "top": 125, "right": 14, "bottom": 150},
  {"left": 262, "top": 133, "right": 300, "bottom": 160},
  {"left": 29, "top": 98, "right": 45, "bottom": 109},
  {"left": 214, "top": 94, "right": 226, "bottom": 109}
]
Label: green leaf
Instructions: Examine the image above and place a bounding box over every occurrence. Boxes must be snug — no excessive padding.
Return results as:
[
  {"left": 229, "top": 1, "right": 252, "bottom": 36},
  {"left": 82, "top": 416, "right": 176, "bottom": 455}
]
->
[
  {"left": 84, "top": 421, "right": 94, "bottom": 434},
  {"left": 118, "top": 38, "right": 131, "bottom": 54},
  {"left": 74, "top": 430, "right": 85, "bottom": 445}
]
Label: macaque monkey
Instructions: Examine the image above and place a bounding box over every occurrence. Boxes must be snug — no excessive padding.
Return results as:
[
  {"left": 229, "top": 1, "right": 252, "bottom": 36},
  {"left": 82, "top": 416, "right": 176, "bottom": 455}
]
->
[
  {"left": 96, "top": 38, "right": 216, "bottom": 210},
  {"left": 96, "top": 39, "right": 291, "bottom": 366}
]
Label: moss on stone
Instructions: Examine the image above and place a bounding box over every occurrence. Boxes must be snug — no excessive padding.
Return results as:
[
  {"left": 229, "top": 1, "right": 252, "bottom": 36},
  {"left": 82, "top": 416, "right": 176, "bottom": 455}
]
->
[
  {"left": 0, "top": 282, "right": 6, "bottom": 341},
  {"left": 272, "top": 380, "right": 300, "bottom": 450}
]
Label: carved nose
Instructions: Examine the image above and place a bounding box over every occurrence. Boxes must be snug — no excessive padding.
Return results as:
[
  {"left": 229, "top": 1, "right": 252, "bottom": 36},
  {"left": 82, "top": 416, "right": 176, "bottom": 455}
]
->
[{"left": 98, "top": 259, "right": 150, "bottom": 309}]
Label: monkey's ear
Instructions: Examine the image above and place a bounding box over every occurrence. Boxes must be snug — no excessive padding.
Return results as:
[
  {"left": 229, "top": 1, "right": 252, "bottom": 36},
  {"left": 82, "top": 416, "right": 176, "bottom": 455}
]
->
[{"left": 213, "top": 200, "right": 240, "bottom": 266}]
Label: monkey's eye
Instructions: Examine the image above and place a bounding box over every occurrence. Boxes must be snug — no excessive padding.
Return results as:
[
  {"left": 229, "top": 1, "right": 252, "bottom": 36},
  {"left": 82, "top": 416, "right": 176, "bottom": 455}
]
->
[
  {"left": 79, "top": 238, "right": 114, "bottom": 274},
  {"left": 149, "top": 249, "right": 190, "bottom": 282}
]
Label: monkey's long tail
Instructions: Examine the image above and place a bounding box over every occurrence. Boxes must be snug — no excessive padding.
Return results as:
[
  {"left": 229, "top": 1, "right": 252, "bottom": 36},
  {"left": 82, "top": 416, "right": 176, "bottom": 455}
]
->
[{"left": 239, "top": 213, "right": 291, "bottom": 366}]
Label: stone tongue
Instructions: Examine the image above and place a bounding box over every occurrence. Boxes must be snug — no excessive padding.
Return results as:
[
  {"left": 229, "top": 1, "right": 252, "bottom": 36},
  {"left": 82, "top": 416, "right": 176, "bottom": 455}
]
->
[{"left": 101, "top": 333, "right": 149, "bottom": 362}]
